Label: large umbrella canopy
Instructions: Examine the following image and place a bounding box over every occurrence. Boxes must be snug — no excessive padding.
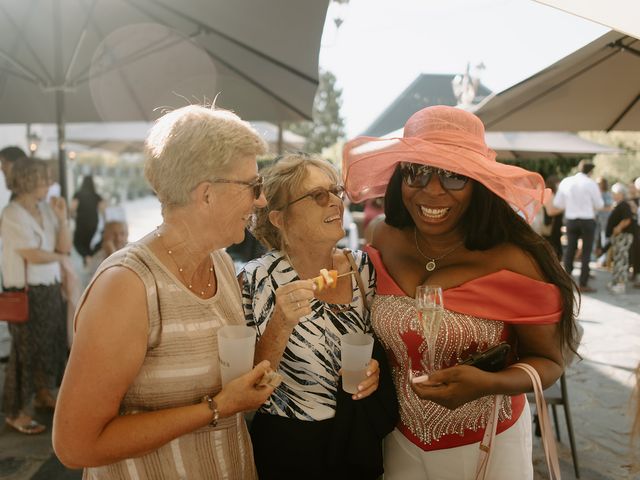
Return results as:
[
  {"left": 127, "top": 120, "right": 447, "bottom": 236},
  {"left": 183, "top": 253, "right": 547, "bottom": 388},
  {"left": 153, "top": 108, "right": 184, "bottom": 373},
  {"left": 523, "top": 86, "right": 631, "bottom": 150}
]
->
[
  {"left": 472, "top": 31, "right": 640, "bottom": 132},
  {"left": 0, "top": 0, "right": 329, "bottom": 195},
  {"left": 534, "top": 0, "right": 640, "bottom": 40},
  {"left": 484, "top": 131, "right": 621, "bottom": 160},
  {"left": 62, "top": 121, "right": 305, "bottom": 154}
]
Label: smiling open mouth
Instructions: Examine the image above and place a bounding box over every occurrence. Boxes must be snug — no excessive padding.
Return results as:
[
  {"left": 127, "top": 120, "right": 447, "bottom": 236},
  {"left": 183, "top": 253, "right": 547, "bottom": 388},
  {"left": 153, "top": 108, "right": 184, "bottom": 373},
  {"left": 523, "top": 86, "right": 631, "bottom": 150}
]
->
[
  {"left": 419, "top": 206, "right": 450, "bottom": 219},
  {"left": 324, "top": 214, "right": 341, "bottom": 223}
]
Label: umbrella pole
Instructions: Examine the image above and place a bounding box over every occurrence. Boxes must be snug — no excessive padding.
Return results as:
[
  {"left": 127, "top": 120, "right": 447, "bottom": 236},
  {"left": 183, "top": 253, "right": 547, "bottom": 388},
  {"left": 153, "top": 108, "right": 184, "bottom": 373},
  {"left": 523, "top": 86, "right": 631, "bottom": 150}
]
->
[
  {"left": 56, "top": 89, "right": 68, "bottom": 201},
  {"left": 277, "top": 123, "right": 283, "bottom": 154}
]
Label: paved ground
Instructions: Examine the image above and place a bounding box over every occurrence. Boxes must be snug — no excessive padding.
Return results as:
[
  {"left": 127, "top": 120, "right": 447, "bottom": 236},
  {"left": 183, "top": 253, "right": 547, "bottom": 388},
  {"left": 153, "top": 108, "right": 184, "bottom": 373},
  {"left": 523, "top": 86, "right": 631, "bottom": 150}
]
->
[
  {"left": 531, "top": 264, "right": 640, "bottom": 480},
  {"left": 0, "top": 197, "right": 638, "bottom": 478}
]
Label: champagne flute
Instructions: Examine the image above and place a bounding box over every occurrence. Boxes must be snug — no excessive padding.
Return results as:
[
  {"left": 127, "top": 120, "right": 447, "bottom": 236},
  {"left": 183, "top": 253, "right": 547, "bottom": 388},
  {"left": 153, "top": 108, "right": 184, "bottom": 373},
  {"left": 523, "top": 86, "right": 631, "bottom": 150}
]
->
[{"left": 415, "top": 285, "right": 444, "bottom": 372}]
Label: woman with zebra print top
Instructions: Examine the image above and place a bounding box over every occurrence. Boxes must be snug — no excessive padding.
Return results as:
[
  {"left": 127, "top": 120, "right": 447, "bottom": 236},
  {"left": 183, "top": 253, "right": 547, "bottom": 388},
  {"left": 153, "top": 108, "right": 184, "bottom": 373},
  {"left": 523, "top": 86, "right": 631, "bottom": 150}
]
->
[{"left": 240, "top": 154, "right": 382, "bottom": 479}]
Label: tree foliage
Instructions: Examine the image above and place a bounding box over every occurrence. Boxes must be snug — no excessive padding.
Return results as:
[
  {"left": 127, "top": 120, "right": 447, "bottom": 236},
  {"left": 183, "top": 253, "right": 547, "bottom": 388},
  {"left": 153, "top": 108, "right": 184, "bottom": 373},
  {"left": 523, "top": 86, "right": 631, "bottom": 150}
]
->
[
  {"left": 499, "top": 157, "right": 581, "bottom": 179},
  {"left": 287, "top": 70, "right": 346, "bottom": 154},
  {"left": 498, "top": 131, "right": 640, "bottom": 182},
  {"left": 579, "top": 131, "right": 640, "bottom": 183}
]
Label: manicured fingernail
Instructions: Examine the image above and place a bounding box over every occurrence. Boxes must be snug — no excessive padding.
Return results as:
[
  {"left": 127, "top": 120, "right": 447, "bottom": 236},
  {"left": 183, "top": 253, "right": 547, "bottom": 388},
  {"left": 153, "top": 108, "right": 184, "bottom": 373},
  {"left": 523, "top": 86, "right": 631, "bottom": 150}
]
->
[
  {"left": 411, "top": 374, "right": 430, "bottom": 384},
  {"left": 358, "top": 385, "right": 364, "bottom": 391},
  {"left": 366, "top": 371, "right": 372, "bottom": 376},
  {"left": 355, "top": 394, "right": 361, "bottom": 399}
]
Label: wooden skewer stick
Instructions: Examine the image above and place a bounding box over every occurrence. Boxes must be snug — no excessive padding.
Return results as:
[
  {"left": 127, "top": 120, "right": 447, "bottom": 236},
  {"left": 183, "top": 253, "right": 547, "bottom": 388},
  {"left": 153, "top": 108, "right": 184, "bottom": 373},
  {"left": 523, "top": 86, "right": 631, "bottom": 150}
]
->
[{"left": 337, "top": 270, "right": 356, "bottom": 279}]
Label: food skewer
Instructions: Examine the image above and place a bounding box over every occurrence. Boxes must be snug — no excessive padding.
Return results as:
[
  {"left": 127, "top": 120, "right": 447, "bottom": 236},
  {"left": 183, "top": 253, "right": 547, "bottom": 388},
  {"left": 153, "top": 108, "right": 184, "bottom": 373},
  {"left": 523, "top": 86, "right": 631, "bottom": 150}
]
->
[
  {"left": 337, "top": 270, "right": 356, "bottom": 278},
  {"left": 312, "top": 269, "right": 356, "bottom": 291}
]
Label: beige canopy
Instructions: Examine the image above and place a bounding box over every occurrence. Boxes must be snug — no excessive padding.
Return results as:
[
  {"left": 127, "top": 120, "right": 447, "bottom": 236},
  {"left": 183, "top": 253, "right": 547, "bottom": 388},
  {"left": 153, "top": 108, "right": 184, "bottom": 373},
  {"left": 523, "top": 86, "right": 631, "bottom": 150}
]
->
[
  {"left": 62, "top": 122, "right": 305, "bottom": 154},
  {"left": 0, "top": 0, "right": 329, "bottom": 195},
  {"left": 472, "top": 31, "right": 640, "bottom": 132},
  {"left": 534, "top": 0, "right": 640, "bottom": 40}
]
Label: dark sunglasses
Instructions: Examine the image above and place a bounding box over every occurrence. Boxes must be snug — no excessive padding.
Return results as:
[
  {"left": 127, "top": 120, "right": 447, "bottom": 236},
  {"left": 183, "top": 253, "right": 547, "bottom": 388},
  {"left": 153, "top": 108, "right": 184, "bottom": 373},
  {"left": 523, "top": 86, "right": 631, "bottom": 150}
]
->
[
  {"left": 286, "top": 185, "right": 345, "bottom": 208},
  {"left": 210, "top": 174, "right": 263, "bottom": 199},
  {"left": 400, "top": 163, "right": 469, "bottom": 191}
]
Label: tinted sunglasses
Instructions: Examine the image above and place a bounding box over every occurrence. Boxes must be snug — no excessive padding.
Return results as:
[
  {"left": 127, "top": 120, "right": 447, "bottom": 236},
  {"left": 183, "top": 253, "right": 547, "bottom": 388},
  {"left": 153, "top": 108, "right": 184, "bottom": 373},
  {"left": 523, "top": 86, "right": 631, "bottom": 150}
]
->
[
  {"left": 400, "top": 163, "right": 469, "bottom": 191},
  {"left": 210, "top": 174, "right": 263, "bottom": 199},
  {"left": 286, "top": 185, "right": 345, "bottom": 208}
]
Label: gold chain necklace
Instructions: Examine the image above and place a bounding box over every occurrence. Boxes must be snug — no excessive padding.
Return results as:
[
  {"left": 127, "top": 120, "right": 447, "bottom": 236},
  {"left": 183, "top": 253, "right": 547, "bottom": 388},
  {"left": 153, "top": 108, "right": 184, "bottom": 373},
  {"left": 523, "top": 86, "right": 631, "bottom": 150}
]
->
[
  {"left": 413, "top": 228, "right": 464, "bottom": 272},
  {"left": 155, "top": 227, "right": 214, "bottom": 297}
]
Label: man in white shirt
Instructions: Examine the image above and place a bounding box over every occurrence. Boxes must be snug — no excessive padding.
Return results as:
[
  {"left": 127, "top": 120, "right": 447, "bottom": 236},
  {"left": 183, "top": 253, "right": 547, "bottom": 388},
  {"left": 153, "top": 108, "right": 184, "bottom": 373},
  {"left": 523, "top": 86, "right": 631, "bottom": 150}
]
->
[{"left": 554, "top": 160, "right": 604, "bottom": 292}]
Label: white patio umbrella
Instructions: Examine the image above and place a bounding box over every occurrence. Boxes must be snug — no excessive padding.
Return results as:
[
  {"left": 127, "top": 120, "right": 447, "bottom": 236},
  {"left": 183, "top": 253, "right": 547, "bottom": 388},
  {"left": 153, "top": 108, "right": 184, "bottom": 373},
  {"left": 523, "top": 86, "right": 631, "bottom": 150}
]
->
[
  {"left": 472, "top": 31, "right": 640, "bottom": 132},
  {"left": 61, "top": 121, "right": 305, "bottom": 154},
  {"left": 534, "top": 0, "right": 640, "bottom": 40},
  {"left": 484, "top": 131, "right": 621, "bottom": 160},
  {"left": 0, "top": 0, "right": 329, "bottom": 196}
]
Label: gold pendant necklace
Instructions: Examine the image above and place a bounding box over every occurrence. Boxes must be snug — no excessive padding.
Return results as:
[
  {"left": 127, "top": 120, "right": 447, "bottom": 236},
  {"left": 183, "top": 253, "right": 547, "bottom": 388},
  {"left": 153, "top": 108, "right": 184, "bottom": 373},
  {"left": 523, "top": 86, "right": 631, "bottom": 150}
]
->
[
  {"left": 413, "top": 228, "right": 464, "bottom": 272},
  {"left": 155, "top": 227, "right": 214, "bottom": 297}
]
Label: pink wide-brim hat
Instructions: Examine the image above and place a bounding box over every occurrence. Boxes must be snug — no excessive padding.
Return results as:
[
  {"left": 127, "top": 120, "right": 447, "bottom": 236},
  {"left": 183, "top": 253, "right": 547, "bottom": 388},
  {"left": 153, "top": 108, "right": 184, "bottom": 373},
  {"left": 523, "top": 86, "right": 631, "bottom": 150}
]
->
[{"left": 342, "top": 105, "right": 548, "bottom": 223}]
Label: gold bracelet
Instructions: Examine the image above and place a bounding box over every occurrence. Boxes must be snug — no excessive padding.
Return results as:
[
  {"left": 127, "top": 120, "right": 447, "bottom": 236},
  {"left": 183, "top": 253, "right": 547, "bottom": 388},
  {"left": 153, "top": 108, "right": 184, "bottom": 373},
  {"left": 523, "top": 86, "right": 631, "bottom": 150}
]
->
[{"left": 202, "top": 395, "right": 219, "bottom": 427}]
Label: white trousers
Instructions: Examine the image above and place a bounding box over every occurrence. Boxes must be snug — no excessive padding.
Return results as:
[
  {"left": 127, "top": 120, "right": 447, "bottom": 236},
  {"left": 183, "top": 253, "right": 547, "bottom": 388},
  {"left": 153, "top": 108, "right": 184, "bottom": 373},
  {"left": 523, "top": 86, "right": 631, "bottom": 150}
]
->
[{"left": 384, "top": 401, "right": 533, "bottom": 480}]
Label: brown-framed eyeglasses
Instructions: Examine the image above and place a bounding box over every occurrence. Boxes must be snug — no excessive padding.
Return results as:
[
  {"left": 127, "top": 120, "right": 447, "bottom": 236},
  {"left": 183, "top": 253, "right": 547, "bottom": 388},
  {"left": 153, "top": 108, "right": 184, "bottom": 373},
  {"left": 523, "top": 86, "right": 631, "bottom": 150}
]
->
[
  {"left": 210, "top": 174, "right": 264, "bottom": 199},
  {"left": 285, "top": 185, "right": 345, "bottom": 208}
]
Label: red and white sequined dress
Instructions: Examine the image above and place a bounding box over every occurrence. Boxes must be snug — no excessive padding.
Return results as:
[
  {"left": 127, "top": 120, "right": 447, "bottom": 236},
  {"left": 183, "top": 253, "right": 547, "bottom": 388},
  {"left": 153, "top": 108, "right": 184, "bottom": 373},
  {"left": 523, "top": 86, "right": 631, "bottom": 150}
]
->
[{"left": 365, "top": 245, "right": 563, "bottom": 451}]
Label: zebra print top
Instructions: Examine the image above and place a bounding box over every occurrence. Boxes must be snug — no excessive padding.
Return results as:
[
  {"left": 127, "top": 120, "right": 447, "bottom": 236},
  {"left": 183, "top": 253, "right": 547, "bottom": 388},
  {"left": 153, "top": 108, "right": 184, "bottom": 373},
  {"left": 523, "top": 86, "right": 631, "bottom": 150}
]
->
[{"left": 240, "top": 249, "right": 376, "bottom": 421}]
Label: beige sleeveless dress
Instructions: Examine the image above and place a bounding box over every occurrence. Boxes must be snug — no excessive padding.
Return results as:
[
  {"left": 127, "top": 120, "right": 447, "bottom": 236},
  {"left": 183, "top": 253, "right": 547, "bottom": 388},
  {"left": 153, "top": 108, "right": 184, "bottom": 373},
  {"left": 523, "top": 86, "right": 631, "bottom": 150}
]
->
[{"left": 80, "top": 243, "right": 257, "bottom": 480}]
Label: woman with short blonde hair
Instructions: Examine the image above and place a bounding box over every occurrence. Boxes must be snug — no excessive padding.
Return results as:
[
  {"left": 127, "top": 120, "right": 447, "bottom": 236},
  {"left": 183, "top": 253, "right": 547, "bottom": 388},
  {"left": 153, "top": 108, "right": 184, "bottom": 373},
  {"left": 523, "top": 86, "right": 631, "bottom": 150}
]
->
[
  {"left": 145, "top": 105, "right": 267, "bottom": 207},
  {"left": 54, "top": 105, "right": 276, "bottom": 479}
]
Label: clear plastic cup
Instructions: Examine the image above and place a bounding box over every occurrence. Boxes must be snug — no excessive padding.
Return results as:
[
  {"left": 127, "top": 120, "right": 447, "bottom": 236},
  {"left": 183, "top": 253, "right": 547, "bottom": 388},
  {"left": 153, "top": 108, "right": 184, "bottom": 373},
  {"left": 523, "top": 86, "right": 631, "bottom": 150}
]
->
[
  {"left": 340, "top": 333, "right": 374, "bottom": 394},
  {"left": 217, "top": 325, "right": 256, "bottom": 385}
]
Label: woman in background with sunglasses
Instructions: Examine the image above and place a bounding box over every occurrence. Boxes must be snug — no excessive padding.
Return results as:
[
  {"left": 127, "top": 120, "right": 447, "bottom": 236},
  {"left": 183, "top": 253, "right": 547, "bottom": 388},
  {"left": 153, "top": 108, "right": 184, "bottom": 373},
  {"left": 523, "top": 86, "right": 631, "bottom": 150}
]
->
[
  {"left": 240, "top": 153, "right": 397, "bottom": 479},
  {"left": 53, "top": 105, "right": 276, "bottom": 479},
  {"left": 343, "top": 106, "right": 579, "bottom": 479}
]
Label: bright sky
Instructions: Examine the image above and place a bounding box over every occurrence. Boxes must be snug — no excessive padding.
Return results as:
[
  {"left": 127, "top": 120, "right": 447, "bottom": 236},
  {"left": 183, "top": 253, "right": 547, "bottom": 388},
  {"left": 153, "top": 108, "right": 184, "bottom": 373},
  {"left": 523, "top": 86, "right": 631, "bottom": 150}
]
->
[{"left": 319, "top": 0, "right": 607, "bottom": 136}]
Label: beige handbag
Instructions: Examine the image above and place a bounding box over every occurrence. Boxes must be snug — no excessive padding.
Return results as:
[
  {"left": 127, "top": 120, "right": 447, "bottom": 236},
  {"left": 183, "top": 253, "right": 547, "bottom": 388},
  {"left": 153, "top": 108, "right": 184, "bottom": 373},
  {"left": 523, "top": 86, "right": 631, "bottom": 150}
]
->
[{"left": 475, "top": 363, "right": 561, "bottom": 480}]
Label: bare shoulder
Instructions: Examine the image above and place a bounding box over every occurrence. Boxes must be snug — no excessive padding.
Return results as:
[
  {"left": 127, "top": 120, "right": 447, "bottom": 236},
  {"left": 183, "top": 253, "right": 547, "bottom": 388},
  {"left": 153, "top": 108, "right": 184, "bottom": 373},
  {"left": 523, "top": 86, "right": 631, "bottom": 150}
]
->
[
  {"left": 75, "top": 265, "right": 149, "bottom": 336},
  {"left": 369, "top": 220, "right": 402, "bottom": 251},
  {"left": 486, "top": 243, "right": 546, "bottom": 282},
  {"left": 364, "top": 214, "right": 385, "bottom": 246}
]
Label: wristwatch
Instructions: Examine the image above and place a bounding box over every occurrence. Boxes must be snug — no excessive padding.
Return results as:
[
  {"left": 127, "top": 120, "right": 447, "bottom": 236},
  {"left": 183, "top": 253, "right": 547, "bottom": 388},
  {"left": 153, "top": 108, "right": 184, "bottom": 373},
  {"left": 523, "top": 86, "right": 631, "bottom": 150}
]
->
[{"left": 202, "top": 395, "right": 219, "bottom": 427}]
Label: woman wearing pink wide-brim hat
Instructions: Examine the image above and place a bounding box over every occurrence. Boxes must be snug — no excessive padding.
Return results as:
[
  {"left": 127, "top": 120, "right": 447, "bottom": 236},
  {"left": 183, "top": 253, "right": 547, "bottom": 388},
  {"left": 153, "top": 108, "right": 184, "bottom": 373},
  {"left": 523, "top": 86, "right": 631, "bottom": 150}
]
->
[{"left": 342, "top": 105, "right": 580, "bottom": 479}]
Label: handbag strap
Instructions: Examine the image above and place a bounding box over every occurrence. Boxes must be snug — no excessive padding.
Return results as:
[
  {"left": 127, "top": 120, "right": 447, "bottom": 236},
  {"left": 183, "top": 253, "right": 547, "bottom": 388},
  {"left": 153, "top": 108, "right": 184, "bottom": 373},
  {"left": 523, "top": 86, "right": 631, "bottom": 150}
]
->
[
  {"left": 474, "top": 394, "right": 503, "bottom": 480},
  {"left": 22, "top": 258, "right": 28, "bottom": 293},
  {"left": 343, "top": 249, "right": 369, "bottom": 312},
  {"left": 510, "top": 363, "right": 562, "bottom": 480}
]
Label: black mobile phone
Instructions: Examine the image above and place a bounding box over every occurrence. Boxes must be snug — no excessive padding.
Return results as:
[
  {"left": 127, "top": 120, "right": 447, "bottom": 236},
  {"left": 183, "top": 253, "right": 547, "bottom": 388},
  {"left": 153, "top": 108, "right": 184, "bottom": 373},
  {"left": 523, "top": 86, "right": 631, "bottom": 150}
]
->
[{"left": 457, "top": 342, "right": 511, "bottom": 372}]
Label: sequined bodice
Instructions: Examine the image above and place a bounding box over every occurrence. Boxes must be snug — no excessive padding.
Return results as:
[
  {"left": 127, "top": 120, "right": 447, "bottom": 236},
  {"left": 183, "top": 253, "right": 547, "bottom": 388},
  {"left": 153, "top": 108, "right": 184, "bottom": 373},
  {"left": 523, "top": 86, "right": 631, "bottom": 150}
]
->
[{"left": 372, "top": 294, "right": 516, "bottom": 450}]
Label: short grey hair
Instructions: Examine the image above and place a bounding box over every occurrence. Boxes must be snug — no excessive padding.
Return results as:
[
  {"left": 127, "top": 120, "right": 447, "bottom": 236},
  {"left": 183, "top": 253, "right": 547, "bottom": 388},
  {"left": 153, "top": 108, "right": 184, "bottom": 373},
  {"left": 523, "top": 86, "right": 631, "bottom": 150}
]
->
[
  {"left": 144, "top": 105, "right": 268, "bottom": 207},
  {"left": 611, "top": 182, "right": 628, "bottom": 198}
]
